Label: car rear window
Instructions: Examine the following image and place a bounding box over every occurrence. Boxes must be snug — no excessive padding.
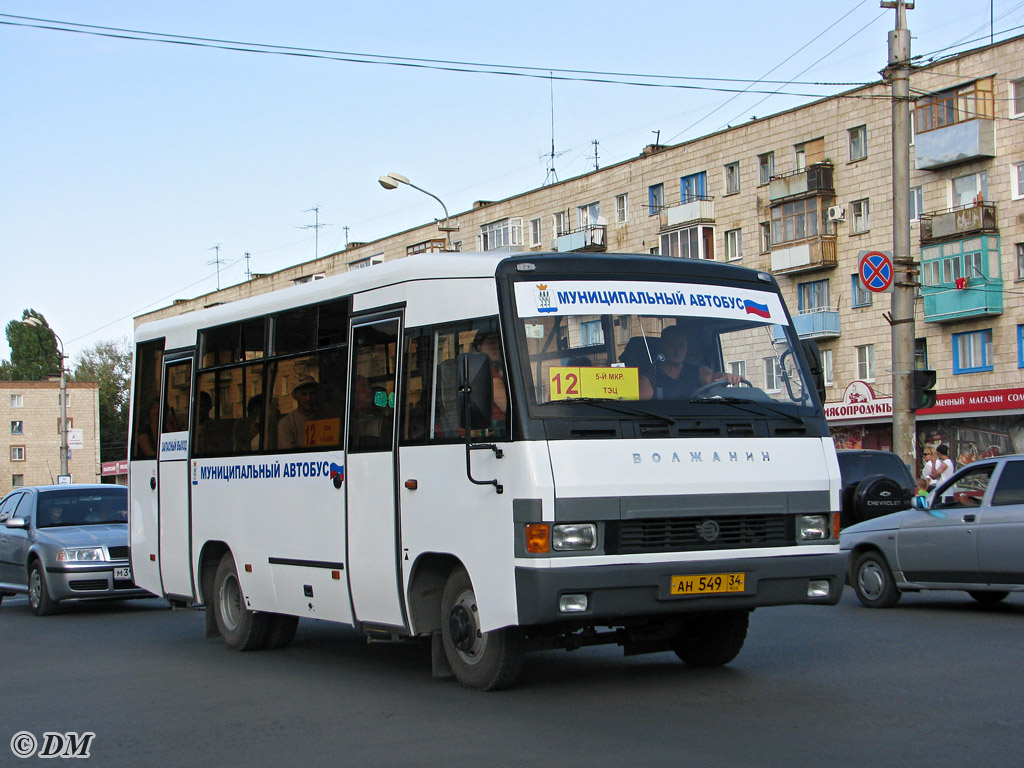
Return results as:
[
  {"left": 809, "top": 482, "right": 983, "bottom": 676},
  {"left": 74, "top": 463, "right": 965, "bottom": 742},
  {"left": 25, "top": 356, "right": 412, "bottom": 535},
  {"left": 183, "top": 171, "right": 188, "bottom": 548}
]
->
[{"left": 37, "top": 489, "right": 128, "bottom": 527}]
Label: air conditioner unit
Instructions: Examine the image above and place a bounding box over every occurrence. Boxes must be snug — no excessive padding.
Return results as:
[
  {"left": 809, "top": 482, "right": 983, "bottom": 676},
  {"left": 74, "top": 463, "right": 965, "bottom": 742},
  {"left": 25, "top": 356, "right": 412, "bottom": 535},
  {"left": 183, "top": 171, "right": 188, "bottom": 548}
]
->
[{"left": 827, "top": 205, "right": 846, "bottom": 222}]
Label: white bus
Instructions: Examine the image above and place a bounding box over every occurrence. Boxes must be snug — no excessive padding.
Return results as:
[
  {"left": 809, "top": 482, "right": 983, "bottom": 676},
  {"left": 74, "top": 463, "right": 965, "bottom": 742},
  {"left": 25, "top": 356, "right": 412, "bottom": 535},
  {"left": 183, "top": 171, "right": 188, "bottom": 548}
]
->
[{"left": 129, "top": 252, "right": 845, "bottom": 690}]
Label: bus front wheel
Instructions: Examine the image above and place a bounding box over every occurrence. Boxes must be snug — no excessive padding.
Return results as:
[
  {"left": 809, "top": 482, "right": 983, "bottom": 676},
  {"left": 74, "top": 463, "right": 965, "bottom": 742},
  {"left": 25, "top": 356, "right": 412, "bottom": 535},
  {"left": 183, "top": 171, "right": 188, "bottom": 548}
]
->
[
  {"left": 672, "top": 610, "right": 749, "bottom": 667},
  {"left": 213, "top": 553, "right": 270, "bottom": 651},
  {"left": 440, "top": 567, "right": 524, "bottom": 691}
]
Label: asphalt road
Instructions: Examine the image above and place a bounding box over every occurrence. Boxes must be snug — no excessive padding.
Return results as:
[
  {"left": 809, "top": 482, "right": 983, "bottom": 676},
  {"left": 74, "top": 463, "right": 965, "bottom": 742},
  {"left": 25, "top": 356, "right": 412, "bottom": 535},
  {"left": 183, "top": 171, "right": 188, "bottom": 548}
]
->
[{"left": 1, "top": 587, "right": 1022, "bottom": 768}]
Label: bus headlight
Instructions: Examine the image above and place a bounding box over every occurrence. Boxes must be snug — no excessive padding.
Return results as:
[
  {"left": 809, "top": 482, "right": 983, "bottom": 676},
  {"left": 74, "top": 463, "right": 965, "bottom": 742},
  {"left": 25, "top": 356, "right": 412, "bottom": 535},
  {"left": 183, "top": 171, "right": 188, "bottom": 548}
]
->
[
  {"left": 797, "top": 515, "right": 829, "bottom": 541},
  {"left": 552, "top": 523, "right": 597, "bottom": 551}
]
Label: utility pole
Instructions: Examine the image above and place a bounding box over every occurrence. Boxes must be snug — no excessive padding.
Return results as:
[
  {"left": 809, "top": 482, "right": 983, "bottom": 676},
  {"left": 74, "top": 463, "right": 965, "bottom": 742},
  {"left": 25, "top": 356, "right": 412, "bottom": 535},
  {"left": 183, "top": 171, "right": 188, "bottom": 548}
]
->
[{"left": 883, "top": 0, "right": 915, "bottom": 467}]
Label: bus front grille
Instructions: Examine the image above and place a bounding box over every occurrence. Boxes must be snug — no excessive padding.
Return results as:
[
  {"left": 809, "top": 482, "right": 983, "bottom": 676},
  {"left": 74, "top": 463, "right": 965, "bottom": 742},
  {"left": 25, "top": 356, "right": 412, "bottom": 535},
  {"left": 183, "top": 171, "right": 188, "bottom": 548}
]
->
[{"left": 609, "top": 514, "right": 791, "bottom": 554}]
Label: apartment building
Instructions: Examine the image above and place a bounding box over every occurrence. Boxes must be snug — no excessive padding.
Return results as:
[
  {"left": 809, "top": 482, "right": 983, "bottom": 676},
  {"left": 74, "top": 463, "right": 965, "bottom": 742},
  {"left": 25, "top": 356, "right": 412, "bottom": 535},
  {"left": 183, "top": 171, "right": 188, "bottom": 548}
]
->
[
  {"left": 138, "top": 34, "right": 1024, "bottom": 471},
  {"left": 2, "top": 381, "right": 101, "bottom": 493}
]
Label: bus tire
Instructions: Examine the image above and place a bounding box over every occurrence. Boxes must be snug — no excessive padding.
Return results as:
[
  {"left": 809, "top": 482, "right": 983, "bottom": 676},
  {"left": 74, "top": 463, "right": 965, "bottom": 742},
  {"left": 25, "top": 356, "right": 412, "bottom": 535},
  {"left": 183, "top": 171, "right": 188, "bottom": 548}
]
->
[
  {"left": 672, "top": 610, "right": 749, "bottom": 667},
  {"left": 264, "top": 614, "right": 300, "bottom": 649},
  {"left": 968, "top": 590, "right": 1008, "bottom": 604},
  {"left": 440, "top": 567, "right": 524, "bottom": 691},
  {"left": 213, "top": 552, "right": 270, "bottom": 650},
  {"left": 29, "top": 561, "right": 59, "bottom": 616}
]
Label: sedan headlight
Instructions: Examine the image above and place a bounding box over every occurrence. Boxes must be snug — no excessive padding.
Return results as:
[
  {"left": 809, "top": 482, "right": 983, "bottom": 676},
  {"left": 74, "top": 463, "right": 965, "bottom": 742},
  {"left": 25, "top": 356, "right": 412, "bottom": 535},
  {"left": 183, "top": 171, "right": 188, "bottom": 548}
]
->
[
  {"left": 797, "top": 514, "right": 829, "bottom": 541},
  {"left": 552, "top": 523, "right": 598, "bottom": 551},
  {"left": 58, "top": 547, "right": 106, "bottom": 562}
]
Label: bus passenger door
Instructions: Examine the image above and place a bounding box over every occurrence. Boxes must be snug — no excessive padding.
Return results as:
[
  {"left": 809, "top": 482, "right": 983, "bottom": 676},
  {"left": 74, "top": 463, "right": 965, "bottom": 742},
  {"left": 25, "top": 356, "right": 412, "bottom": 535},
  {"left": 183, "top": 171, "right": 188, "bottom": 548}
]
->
[
  {"left": 345, "top": 315, "right": 406, "bottom": 629},
  {"left": 158, "top": 356, "right": 195, "bottom": 599}
]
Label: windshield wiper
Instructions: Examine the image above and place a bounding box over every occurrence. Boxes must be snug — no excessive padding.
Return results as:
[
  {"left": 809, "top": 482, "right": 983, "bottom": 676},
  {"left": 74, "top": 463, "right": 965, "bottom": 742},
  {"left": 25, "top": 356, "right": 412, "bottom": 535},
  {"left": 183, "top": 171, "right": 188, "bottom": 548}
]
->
[
  {"left": 536, "top": 397, "right": 675, "bottom": 425},
  {"left": 687, "top": 395, "right": 804, "bottom": 424}
]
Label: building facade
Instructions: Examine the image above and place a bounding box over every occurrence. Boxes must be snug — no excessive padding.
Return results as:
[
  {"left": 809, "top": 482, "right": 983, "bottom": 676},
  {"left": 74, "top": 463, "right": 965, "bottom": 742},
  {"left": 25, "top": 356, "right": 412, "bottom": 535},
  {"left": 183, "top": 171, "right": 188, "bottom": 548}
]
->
[
  {"left": 2, "top": 380, "right": 102, "bottom": 493},
  {"left": 138, "top": 35, "right": 1024, "bottom": 475}
]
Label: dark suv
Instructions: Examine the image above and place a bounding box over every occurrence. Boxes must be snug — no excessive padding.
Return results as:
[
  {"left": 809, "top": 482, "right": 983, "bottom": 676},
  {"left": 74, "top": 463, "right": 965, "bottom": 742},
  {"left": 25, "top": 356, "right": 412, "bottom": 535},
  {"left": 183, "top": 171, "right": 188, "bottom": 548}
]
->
[{"left": 837, "top": 450, "right": 915, "bottom": 529}]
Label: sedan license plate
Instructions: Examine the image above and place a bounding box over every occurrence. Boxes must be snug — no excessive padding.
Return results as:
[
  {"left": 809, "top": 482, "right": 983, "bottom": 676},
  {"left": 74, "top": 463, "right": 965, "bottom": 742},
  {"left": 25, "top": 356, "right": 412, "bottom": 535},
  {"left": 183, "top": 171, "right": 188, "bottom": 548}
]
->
[
  {"left": 114, "top": 566, "right": 132, "bottom": 581},
  {"left": 670, "top": 572, "right": 745, "bottom": 596}
]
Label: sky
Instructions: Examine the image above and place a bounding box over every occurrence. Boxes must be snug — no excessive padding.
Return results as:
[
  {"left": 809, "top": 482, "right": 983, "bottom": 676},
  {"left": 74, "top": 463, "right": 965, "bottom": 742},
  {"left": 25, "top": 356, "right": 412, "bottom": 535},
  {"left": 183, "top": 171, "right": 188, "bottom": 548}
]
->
[{"left": 2, "top": 0, "right": 1023, "bottom": 365}]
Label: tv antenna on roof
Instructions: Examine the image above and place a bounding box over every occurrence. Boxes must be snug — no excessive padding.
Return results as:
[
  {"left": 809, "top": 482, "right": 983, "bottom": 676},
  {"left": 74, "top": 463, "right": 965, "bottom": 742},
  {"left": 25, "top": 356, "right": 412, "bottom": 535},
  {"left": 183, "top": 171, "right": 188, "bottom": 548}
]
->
[
  {"left": 543, "top": 72, "right": 567, "bottom": 185},
  {"left": 207, "top": 243, "right": 225, "bottom": 290},
  {"left": 298, "top": 205, "right": 331, "bottom": 260}
]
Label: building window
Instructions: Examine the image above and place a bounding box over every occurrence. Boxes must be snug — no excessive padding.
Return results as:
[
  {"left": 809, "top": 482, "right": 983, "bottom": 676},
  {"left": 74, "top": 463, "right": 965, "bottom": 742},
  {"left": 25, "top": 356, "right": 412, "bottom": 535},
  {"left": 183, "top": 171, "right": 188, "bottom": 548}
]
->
[
  {"left": 349, "top": 254, "right": 384, "bottom": 269},
  {"left": 771, "top": 198, "right": 819, "bottom": 245},
  {"left": 553, "top": 211, "right": 568, "bottom": 236},
  {"left": 952, "top": 171, "right": 988, "bottom": 207},
  {"left": 577, "top": 202, "right": 600, "bottom": 229},
  {"left": 12, "top": 474, "right": 24, "bottom": 488},
  {"left": 915, "top": 77, "right": 994, "bottom": 134},
  {"left": 11, "top": 446, "right": 25, "bottom": 461},
  {"left": 11, "top": 420, "right": 23, "bottom": 435},
  {"left": 529, "top": 218, "right": 542, "bottom": 247},
  {"left": 660, "top": 225, "right": 714, "bottom": 260},
  {"left": 914, "top": 338, "right": 929, "bottom": 370},
  {"left": 58, "top": 417, "right": 73, "bottom": 434},
  {"left": 856, "top": 344, "right": 875, "bottom": 381},
  {"left": 953, "top": 329, "right": 993, "bottom": 373},
  {"left": 404, "top": 241, "right": 445, "bottom": 257},
  {"left": 478, "top": 217, "right": 523, "bottom": 251},
  {"left": 724, "top": 162, "right": 740, "bottom": 195},
  {"left": 1013, "top": 78, "right": 1024, "bottom": 118},
  {"left": 1017, "top": 243, "right": 1024, "bottom": 280},
  {"left": 821, "top": 349, "right": 834, "bottom": 386},
  {"left": 649, "top": 246, "right": 660, "bottom": 255},
  {"left": 1013, "top": 162, "right": 1024, "bottom": 200},
  {"left": 615, "top": 194, "right": 628, "bottom": 223},
  {"left": 851, "top": 199, "right": 870, "bottom": 234},
  {"left": 763, "top": 358, "right": 782, "bottom": 392},
  {"left": 648, "top": 184, "right": 663, "bottom": 215},
  {"left": 1018, "top": 325, "right": 1024, "bottom": 369},
  {"left": 848, "top": 125, "right": 867, "bottom": 161},
  {"left": 758, "top": 152, "right": 774, "bottom": 185},
  {"left": 580, "top": 320, "right": 605, "bottom": 347},
  {"left": 681, "top": 172, "right": 707, "bottom": 203},
  {"left": 724, "top": 228, "right": 742, "bottom": 261},
  {"left": 729, "top": 360, "right": 747, "bottom": 380},
  {"left": 798, "top": 279, "right": 829, "bottom": 312},
  {"left": 909, "top": 186, "right": 923, "bottom": 221},
  {"left": 851, "top": 274, "right": 872, "bottom": 308},
  {"left": 58, "top": 392, "right": 70, "bottom": 407},
  {"left": 10, "top": 394, "right": 23, "bottom": 408},
  {"left": 759, "top": 222, "right": 771, "bottom": 254}
]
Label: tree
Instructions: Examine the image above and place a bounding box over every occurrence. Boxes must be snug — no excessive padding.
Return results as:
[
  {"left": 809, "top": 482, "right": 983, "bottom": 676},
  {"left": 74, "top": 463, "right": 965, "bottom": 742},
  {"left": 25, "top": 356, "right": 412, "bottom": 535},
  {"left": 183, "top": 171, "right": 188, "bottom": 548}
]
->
[
  {"left": 73, "top": 338, "right": 133, "bottom": 463},
  {"left": 0, "top": 309, "right": 60, "bottom": 381}
]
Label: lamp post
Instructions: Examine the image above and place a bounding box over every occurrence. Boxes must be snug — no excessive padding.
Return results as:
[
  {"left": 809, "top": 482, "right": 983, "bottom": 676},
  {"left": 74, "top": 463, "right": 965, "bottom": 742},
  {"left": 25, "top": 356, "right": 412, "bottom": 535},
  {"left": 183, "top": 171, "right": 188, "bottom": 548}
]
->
[
  {"left": 23, "top": 317, "right": 68, "bottom": 479},
  {"left": 378, "top": 172, "right": 455, "bottom": 249}
]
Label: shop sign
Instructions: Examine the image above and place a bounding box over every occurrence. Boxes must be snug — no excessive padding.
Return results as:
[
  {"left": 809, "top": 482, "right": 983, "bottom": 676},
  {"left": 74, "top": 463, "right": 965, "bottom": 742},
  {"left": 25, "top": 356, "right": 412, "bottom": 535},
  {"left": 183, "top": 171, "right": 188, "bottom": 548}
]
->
[
  {"left": 826, "top": 383, "right": 1024, "bottom": 421},
  {"left": 825, "top": 381, "right": 892, "bottom": 421}
]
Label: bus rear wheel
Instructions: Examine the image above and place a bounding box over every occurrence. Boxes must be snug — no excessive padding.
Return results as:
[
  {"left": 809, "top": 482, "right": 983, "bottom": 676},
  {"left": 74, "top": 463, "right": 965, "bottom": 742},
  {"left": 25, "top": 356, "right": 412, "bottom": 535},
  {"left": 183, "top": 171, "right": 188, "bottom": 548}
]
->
[
  {"left": 213, "top": 552, "right": 270, "bottom": 651},
  {"left": 440, "top": 567, "right": 524, "bottom": 691},
  {"left": 672, "top": 610, "right": 749, "bottom": 667}
]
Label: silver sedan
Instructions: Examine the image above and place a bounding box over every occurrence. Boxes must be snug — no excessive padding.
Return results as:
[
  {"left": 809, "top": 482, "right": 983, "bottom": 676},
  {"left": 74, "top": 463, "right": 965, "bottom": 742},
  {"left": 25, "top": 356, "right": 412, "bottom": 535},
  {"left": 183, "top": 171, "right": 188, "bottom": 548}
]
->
[
  {"left": 0, "top": 484, "right": 151, "bottom": 615},
  {"left": 841, "top": 454, "right": 1024, "bottom": 608}
]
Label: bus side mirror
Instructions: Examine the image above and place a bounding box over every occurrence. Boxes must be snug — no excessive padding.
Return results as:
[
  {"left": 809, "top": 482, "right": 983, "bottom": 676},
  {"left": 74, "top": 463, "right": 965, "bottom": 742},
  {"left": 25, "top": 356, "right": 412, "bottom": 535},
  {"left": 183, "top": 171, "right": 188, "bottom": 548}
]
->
[
  {"left": 457, "top": 353, "right": 493, "bottom": 431},
  {"left": 801, "top": 339, "right": 826, "bottom": 404}
]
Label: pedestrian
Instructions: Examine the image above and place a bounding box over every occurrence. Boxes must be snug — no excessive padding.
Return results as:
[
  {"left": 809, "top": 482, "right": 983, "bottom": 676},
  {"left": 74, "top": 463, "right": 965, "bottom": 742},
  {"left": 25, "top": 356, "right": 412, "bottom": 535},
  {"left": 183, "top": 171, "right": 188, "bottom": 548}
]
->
[{"left": 926, "top": 443, "right": 955, "bottom": 488}]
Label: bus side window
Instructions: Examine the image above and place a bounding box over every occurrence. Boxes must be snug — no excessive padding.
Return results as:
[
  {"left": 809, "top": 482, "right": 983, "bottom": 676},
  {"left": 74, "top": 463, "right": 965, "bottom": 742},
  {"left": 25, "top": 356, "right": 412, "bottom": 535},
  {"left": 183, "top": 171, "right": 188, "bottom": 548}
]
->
[
  {"left": 401, "top": 328, "right": 432, "bottom": 446},
  {"left": 131, "top": 339, "right": 164, "bottom": 460}
]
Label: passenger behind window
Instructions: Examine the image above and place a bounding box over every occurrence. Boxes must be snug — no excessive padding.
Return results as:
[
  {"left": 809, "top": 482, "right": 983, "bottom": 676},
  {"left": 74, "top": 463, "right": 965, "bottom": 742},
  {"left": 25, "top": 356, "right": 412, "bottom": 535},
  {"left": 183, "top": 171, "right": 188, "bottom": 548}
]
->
[
  {"left": 471, "top": 330, "right": 508, "bottom": 437},
  {"left": 196, "top": 391, "right": 234, "bottom": 456},
  {"left": 277, "top": 376, "right": 320, "bottom": 449},
  {"left": 234, "top": 394, "right": 264, "bottom": 452}
]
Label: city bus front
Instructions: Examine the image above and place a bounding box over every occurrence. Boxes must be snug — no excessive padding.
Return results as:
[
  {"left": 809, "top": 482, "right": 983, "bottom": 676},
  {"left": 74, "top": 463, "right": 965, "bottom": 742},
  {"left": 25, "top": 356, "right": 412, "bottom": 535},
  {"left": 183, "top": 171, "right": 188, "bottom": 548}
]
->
[{"left": 495, "top": 254, "right": 845, "bottom": 643}]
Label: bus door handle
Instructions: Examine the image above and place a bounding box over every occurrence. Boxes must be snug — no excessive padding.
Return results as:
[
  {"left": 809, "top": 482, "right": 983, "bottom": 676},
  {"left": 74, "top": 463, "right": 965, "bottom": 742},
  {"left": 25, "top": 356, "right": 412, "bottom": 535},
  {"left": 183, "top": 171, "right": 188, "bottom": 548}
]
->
[{"left": 150, "top": 476, "right": 157, "bottom": 491}]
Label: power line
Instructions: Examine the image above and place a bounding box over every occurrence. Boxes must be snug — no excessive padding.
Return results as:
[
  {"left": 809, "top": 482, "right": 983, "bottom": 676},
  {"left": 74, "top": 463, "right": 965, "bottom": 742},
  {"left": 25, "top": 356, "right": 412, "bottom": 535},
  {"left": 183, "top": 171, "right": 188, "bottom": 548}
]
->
[{"left": 0, "top": 14, "right": 870, "bottom": 98}]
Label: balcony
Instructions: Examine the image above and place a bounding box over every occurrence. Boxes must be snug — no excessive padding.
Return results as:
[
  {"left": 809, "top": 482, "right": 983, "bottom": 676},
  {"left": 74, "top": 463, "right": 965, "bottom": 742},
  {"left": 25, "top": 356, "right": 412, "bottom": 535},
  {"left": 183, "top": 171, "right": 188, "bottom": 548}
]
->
[
  {"left": 920, "top": 202, "right": 997, "bottom": 244},
  {"left": 922, "top": 278, "right": 1003, "bottom": 323},
  {"left": 659, "top": 196, "right": 715, "bottom": 229},
  {"left": 920, "top": 234, "right": 1002, "bottom": 323},
  {"left": 772, "top": 308, "right": 840, "bottom": 342},
  {"left": 555, "top": 224, "right": 607, "bottom": 253},
  {"left": 769, "top": 235, "right": 838, "bottom": 275},
  {"left": 768, "top": 163, "right": 834, "bottom": 203},
  {"left": 914, "top": 119, "right": 995, "bottom": 170}
]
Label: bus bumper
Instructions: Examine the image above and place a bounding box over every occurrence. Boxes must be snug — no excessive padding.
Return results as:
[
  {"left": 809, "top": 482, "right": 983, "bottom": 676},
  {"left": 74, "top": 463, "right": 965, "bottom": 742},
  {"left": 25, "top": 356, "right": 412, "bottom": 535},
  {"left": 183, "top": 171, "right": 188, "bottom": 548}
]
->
[{"left": 514, "top": 552, "right": 845, "bottom": 626}]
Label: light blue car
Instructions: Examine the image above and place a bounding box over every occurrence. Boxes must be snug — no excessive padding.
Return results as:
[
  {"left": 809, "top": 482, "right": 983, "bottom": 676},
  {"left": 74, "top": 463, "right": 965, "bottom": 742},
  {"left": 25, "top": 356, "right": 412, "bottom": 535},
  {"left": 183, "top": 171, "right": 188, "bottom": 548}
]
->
[{"left": 840, "top": 454, "right": 1024, "bottom": 608}]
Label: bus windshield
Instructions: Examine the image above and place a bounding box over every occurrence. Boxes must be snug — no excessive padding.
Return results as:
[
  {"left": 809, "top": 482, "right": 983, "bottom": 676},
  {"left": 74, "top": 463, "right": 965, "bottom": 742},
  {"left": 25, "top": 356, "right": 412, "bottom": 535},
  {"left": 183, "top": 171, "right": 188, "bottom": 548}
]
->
[{"left": 513, "top": 278, "right": 814, "bottom": 412}]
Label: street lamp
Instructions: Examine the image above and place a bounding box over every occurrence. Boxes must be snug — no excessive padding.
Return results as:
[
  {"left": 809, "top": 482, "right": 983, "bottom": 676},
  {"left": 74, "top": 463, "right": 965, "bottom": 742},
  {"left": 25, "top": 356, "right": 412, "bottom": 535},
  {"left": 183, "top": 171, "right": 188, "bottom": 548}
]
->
[
  {"left": 23, "top": 317, "right": 69, "bottom": 480},
  {"left": 378, "top": 172, "right": 456, "bottom": 249}
]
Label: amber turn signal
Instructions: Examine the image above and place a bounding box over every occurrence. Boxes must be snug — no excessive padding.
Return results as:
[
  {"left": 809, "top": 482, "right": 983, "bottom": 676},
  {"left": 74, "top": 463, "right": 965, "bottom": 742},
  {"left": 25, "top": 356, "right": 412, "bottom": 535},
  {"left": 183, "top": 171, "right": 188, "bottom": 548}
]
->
[{"left": 525, "top": 523, "right": 550, "bottom": 553}]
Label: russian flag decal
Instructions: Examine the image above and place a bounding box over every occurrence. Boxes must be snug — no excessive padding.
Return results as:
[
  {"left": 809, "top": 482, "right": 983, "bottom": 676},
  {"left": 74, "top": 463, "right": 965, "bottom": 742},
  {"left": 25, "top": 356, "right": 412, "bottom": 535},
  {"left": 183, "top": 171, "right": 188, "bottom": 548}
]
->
[
  {"left": 329, "top": 462, "right": 345, "bottom": 482},
  {"left": 743, "top": 299, "right": 771, "bottom": 319}
]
